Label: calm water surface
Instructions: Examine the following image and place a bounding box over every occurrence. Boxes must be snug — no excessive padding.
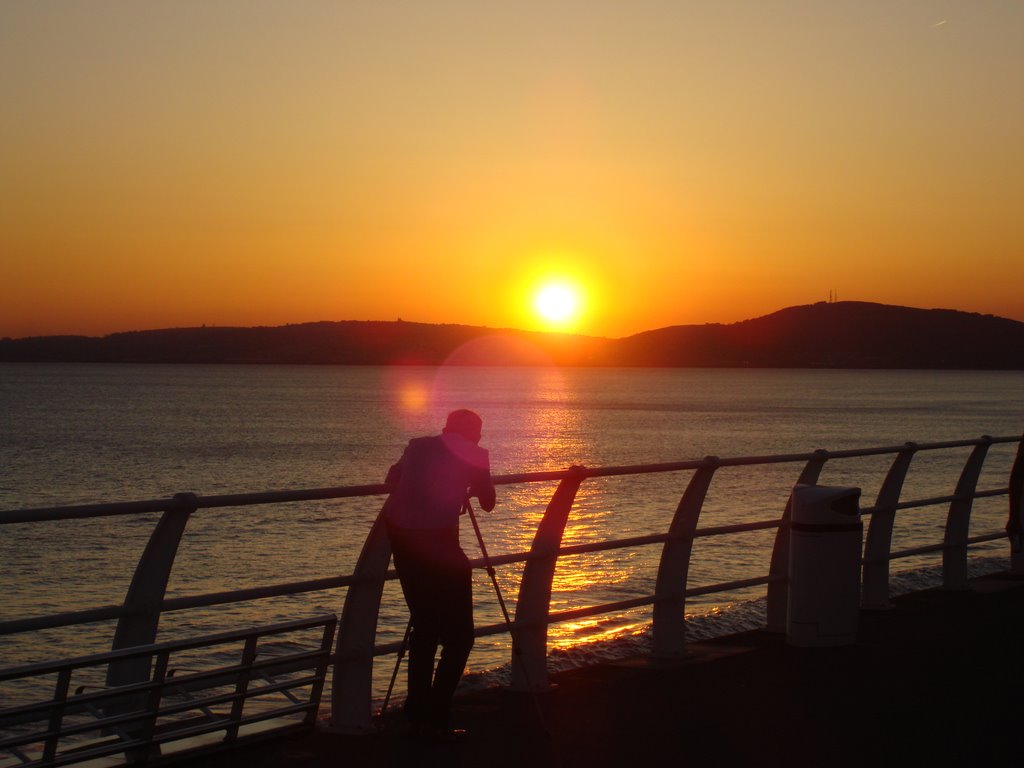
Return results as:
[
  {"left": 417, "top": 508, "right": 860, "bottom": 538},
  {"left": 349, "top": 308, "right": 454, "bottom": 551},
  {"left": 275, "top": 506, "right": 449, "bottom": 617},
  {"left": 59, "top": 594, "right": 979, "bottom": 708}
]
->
[{"left": 2, "top": 363, "right": 1023, "bottom": 702}]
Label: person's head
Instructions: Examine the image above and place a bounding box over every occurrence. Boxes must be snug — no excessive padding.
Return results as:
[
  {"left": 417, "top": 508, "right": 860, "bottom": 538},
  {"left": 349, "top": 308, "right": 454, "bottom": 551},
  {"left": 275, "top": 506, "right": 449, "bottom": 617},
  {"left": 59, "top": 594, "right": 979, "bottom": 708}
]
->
[{"left": 442, "top": 409, "right": 483, "bottom": 445}]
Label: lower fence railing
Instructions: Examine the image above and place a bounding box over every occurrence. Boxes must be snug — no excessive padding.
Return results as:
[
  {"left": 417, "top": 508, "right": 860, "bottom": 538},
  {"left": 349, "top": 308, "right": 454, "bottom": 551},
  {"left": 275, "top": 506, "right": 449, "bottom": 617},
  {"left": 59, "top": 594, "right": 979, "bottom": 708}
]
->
[
  {"left": 0, "top": 616, "right": 335, "bottom": 768},
  {"left": 1, "top": 434, "right": 1022, "bottom": 763}
]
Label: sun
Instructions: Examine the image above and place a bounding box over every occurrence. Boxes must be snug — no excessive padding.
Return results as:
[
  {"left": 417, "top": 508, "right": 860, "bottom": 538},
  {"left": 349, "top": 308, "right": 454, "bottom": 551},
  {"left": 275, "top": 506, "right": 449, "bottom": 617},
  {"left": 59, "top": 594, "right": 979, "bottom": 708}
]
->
[{"left": 533, "top": 281, "right": 582, "bottom": 328}]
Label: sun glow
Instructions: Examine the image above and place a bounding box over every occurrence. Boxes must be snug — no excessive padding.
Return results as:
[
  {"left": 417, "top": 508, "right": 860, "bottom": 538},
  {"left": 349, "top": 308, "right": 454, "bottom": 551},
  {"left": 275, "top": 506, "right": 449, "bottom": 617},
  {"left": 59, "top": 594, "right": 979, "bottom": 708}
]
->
[{"left": 533, "top": 281, "right": 582, "bottom": 329}]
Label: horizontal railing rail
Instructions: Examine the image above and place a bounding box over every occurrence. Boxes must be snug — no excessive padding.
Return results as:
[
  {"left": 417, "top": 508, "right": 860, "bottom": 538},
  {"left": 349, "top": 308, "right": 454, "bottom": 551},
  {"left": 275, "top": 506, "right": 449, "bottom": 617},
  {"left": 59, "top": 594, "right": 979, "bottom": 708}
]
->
[
  {"left": 3, "top": 436, "right": 1015, "bottom": 527},
  {"left": 2, "top": 433, "right": 1022, "bottom": 756}
]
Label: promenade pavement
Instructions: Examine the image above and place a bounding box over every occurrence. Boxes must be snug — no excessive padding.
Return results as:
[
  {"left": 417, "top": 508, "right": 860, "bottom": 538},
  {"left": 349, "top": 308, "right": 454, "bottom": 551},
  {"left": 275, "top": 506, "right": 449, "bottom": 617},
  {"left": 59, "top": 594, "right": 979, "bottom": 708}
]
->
[{"left": 191, "top": 572, "right": 1024, "bottom": 767}]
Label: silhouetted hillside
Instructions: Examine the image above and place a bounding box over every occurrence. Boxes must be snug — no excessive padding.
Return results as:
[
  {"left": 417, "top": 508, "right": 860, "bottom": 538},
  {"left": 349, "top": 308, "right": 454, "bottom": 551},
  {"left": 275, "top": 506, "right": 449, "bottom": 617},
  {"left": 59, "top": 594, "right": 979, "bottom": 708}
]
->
[
  {"left": 2, "top": 302, "right": 1022, "bottom": 369},
  {"left": 0, "top": 321, "right": 615, "bottom": 366},
  {"left": 617, "top": 302, "right": 1024, "bottom": 369}
]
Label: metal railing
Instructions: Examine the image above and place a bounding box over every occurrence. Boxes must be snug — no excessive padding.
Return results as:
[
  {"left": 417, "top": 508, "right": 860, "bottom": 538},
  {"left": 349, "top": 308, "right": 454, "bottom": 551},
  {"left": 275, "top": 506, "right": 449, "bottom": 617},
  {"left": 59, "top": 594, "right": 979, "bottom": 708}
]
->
[
  {"left": 2, "top": 433, "right": 1023, "bottom": 756},
  {"left": 0, "top": 615, "right": 335, "bottom": 767}
]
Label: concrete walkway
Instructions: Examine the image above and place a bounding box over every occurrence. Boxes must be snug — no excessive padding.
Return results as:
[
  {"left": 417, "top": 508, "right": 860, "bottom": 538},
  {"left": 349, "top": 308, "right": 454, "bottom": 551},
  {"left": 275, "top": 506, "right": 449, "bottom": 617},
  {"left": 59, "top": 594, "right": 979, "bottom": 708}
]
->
[{"left": 190, "top": 572, "right": 1024, "bottom": 767}]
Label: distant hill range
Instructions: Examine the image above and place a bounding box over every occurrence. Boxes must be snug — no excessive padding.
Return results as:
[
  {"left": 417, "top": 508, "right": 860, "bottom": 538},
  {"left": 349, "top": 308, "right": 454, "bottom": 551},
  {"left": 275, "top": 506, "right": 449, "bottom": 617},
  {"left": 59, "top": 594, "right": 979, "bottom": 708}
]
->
[{"left": 2, "top": 302, "right": 1023, "bottom": 369}]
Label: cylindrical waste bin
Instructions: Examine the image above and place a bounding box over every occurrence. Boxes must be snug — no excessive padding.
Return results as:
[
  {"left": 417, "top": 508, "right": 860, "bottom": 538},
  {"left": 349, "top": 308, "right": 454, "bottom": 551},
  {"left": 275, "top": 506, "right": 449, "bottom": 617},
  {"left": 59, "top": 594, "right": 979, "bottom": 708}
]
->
[{"left": 787, "top": 484, "right": 862, "bottom": 647}]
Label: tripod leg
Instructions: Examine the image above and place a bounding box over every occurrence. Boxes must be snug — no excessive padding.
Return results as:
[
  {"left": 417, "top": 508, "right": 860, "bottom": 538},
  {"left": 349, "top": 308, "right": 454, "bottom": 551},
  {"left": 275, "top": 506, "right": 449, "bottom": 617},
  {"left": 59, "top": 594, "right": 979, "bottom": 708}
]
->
[
  {"left": 379, "top": 618, "right": 412, "bottom": 720},
  {"left": 464, "top": 499, "right": 549, "bottom": 735}
]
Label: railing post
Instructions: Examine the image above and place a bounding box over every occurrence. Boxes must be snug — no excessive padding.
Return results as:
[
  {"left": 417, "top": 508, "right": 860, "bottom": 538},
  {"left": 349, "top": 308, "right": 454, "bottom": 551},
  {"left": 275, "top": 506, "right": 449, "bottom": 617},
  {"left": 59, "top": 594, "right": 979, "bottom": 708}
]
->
[
  {"left": 862, "top": 444, "right": 917, "bottom": 608},
  {"left": 133, "top": 649, "right": 171, "bottom": 760},
  {"left": 106, "top": 492, "right": 196, "bottom": 690},
  {"left": 511, "top": 468, "right": 585, "bottom": 691},
  {"left": 765, "top": 451, "right": 829, "bottom": 632},
  {"left": 943, "top": 437, "right": 992, "bottom": 590},
  {"left": 44, "top": 668, "right": 72, "bottom": 764},
  {"left": 306, "top": 619, "right": 337, "bottom": 726},
  {"left": 226, "top": 635, "right": 258, "bottom": 743},
  {"left": 651, "top": 458, "right": 718, "bottom": 659},
  {"left": 330, "top": 505, "right": 392, "bottom": 733},
  {"left": 1007, "top": 435, "right": 1024, "bottom": 574}
]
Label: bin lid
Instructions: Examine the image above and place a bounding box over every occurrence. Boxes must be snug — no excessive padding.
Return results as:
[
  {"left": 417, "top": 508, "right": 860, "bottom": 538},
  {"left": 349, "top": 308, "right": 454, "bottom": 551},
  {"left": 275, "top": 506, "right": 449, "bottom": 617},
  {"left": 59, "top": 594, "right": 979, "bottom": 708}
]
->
[{"left": 791, "top": 484, "right": 861, "bottom": 526}]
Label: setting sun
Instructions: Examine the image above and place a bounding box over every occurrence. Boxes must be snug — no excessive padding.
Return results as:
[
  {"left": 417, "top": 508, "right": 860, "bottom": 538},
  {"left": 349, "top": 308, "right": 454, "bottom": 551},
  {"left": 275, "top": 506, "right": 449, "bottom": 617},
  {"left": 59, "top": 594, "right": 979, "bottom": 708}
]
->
[{"left": 534, "top": 281, "right": 582, "bottom": 328}]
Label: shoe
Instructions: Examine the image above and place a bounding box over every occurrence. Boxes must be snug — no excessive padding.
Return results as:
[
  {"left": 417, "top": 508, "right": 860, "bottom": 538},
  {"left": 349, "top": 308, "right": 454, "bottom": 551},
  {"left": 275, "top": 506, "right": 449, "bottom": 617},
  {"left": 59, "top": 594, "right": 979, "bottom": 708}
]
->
[{"left": 403, "top": 698, "right": 427, "bottom": 723}]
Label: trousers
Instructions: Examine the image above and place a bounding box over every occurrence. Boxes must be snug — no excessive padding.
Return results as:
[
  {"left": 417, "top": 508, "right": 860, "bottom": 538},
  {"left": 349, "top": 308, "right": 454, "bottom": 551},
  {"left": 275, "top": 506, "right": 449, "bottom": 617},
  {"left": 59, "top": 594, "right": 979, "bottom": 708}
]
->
[{"left": 387, "top": 523, "right": 475, "bottom": 728}]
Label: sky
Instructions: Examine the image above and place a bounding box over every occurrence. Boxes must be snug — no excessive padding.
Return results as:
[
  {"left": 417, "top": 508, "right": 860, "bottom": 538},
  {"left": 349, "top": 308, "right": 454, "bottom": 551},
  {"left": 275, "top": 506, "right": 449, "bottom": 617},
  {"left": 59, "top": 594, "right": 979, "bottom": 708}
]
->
[{"left": 2, "top": 1, "right": 1022, "bottom": 339}]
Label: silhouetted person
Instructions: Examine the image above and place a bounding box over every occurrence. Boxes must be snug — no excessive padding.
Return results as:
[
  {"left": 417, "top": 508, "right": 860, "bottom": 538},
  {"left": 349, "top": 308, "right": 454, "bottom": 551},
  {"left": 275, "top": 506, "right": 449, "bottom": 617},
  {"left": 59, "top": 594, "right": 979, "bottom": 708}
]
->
[{"left": 384, "top": 409, "right": 496, "bottom": 739}]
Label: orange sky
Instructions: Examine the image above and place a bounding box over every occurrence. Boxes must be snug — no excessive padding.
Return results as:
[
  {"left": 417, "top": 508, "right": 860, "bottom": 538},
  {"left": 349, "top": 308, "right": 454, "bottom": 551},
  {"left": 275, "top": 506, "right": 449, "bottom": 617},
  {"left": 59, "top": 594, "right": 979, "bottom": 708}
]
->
[{"left": 2, "top": 2, "right": 1022, "bottom": 339}]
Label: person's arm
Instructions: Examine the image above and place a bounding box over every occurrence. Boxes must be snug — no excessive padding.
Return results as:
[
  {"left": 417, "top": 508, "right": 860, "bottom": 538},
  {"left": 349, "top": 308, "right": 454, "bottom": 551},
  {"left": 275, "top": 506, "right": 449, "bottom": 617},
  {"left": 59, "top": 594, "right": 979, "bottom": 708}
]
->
[
  {"left": 469, "top": 451, "right": 496, "bottom": 511},
  {"left": 471, "top": 475, "right": 496, "bottom": 511},
  {"left": 478, "top": 483, "right": 496, "bottom": 511},
  {"left": 385, "top": 450, "right": 405, "bottom": 489}
]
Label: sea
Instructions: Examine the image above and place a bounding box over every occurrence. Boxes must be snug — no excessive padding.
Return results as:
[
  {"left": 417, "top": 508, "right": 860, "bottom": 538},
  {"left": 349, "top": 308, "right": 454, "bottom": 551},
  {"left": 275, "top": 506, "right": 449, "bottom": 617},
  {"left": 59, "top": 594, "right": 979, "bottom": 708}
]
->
[{"left": 2, "top": 363, "right": 1023, "bottom": 708}]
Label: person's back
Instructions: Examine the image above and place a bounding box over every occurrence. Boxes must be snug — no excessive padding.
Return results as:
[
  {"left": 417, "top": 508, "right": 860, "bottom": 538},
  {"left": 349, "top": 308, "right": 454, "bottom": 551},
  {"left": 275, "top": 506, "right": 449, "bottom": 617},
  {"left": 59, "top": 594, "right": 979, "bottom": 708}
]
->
[{"left": 386, "top": 432, "right": 493, "bottom": 531}]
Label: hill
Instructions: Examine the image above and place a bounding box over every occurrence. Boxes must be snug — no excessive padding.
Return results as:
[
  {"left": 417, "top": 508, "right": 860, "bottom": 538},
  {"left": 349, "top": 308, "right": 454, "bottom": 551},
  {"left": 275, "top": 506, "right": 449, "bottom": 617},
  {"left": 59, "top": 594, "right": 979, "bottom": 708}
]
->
[
  {"left": 0, "top": 320, "right": 615, "bottom": 366},
  {"left": 617, "top": 302, "right": 1024, "bottom": 369},
  {"left": 1, "top": 302, "right": 1022, "bottom": 369}
]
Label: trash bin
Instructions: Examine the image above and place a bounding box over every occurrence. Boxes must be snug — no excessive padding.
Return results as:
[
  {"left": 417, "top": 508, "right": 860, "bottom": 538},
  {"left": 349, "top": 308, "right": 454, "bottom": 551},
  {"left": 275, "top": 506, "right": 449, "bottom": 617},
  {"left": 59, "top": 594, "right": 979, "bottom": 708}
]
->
[{"left": 787, "top": 484, "right": 862, "bottom": 647}]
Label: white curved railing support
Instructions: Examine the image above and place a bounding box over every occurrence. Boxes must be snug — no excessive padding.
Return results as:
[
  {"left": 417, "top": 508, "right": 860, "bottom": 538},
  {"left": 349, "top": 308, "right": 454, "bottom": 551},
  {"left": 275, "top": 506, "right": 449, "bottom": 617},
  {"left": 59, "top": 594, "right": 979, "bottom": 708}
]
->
[
  {"left": 943, "top": 438, "right": 992, "bottom": 590},
  {"left": 511, "top": 469, "right": 586, "bottom": 691},
  {"left": 651, "top": 459, "right": 718, "bottom": 659},
  {"left": 330, "top": 502, "right": 393, "bottom": 733},
  {"left": 106, "top": 492, "right": 196, "bottom": 690},
  {"left": 765, "top": 451, "right": 829, "bottom": 632},
  {"left": 1008, "top": 436, "right": 1024, "bottom": 574},
  {"left": 862, "top": 444, "right": 917, "bottom": 608}
]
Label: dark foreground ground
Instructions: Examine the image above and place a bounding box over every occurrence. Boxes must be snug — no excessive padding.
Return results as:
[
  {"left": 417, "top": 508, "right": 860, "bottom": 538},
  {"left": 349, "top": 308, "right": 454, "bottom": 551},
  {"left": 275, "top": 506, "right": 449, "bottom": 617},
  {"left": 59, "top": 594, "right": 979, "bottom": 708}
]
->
[{"left": 188, "top": 572, "right": 1024, "bottom": 767}]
